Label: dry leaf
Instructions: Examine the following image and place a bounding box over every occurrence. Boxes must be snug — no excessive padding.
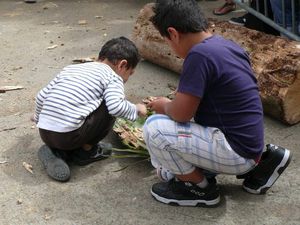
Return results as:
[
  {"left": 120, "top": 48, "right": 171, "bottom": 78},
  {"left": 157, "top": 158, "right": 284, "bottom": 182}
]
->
[
  {"left": 44, "top": 214, "right": 51, "bottom": 220},
  {"left": 23, "top": 162, "right": 33, "bottom": 174},
  {"left": 43, "top": 2, "right": 58, "bottom": 9},
  {"left": 78, "top": 20, "right": 87, "bottom": 25},
  {"left": 47, "top": 45, "right": 58, "bottom": 50}
]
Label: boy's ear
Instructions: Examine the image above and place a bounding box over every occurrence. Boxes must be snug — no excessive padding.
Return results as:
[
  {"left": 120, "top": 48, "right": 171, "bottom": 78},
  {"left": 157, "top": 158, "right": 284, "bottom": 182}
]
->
[
  {"left": 118, "top": 59, "right": 128, "bottom": 69},
  {"left": 167, "top": 27, "right": 179, "bottom": 42}
]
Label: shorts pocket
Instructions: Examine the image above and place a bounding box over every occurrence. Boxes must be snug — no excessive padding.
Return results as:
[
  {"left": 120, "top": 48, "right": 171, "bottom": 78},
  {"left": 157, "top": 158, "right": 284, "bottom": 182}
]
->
[{"left": 175, "top": 123, "right": 194, "bottom": 154}]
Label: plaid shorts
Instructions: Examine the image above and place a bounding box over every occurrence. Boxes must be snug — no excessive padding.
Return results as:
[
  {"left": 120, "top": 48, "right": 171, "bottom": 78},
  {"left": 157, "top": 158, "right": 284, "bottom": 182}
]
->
[{"left": 143, "top": 114, "right": 257, "bottom": 175}]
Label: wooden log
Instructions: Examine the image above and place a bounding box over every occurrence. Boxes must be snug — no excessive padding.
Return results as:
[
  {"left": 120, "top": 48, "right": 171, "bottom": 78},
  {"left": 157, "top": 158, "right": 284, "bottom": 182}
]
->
[{"left": 132, "top": 3, "right": 300, "bottom": 125}]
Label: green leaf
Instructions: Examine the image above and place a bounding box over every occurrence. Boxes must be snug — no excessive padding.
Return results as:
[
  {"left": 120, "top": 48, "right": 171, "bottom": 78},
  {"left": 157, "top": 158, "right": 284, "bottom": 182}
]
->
[
  {"left": 111, "top": 154, "right": 148, "bottom": 158},
  {"left": 111, "top": 148, "right": 149, "bottom": 156}
]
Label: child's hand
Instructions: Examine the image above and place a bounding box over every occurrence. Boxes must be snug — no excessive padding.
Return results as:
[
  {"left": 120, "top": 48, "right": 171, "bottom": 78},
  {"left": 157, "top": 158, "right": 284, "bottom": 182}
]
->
[
  {"left": 136, "top": 103, "right": 147, "bottom": 117},
  {"left": 148, "top": 97, "right": 171, "bottom": 114}
]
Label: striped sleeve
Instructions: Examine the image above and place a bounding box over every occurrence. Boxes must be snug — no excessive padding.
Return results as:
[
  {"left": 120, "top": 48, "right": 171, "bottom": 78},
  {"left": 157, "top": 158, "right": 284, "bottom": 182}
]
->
[{"left": 103, "top": 78, "right": 137, "bottom": 121}]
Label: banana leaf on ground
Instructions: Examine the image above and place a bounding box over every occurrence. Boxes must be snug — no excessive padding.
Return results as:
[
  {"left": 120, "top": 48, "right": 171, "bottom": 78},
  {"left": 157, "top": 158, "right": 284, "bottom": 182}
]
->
[
  {"left": 112, "top": 95, "right": 174, "bottom": 161},
  {"left": 112, "top": 116, "right": 150, "bottom": 159}
]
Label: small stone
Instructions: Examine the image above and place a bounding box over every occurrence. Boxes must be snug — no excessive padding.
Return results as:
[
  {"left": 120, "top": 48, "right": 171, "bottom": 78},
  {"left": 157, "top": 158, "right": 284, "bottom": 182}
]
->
[{"left": 78, "top": 20, "right": 87, "bottom": 25}]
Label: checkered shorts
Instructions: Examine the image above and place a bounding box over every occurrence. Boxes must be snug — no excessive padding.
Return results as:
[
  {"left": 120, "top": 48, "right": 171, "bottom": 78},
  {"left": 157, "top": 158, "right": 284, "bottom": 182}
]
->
[{"left": 143, "top": 114, "right": 257, "bottom": 175}]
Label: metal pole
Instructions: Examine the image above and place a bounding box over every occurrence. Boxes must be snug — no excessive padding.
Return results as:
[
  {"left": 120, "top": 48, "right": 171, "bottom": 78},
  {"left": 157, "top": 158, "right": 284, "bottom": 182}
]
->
[
  {"left": 282, "top": 0, "right": 286, "bottom": 28},
  {"left": 291, "top": 0, "right": 296, "bottom": 33},
  {"left": 233, "top": 0, "right": 300, "bottom": 41},
  {"left": 264, "top": 0, "right": 268, "bottom": 17}
]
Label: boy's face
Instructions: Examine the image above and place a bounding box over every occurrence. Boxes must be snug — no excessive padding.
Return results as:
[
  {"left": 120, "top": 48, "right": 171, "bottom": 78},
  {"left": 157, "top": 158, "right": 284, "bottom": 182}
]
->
[
  {"left": 115, "top": 59, "right": 135, "bottom": 82},
  {"left": 164, "top": 27, "right": 185, "bottom": 58},
  {"left": 119, "top": 67, "right": 135, "bottom": 83}
]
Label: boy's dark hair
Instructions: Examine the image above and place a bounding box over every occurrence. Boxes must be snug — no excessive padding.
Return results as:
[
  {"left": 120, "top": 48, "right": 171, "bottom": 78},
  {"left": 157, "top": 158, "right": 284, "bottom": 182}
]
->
[
  {"left": 150, "top": 0, "right": 208, "bottom": 38},
  {"left": 98, "top": 36, "right": 140, "bottom": 69}
]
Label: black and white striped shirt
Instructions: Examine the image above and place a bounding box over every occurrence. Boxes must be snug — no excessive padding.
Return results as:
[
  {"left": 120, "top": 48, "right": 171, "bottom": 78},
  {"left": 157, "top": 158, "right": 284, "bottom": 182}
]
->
[{"left": 34, "top": 62, "right": 137, "bottom": 132}]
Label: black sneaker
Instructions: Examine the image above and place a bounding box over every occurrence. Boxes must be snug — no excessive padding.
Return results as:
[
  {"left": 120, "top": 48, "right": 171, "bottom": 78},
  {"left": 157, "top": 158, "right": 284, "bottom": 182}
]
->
[
  {"left": 151, "top": 179, "right": 220, "bottom": 206},
  {"left": 38, "top": 145, "right": 70, "bottom": 182},
  {"left": 229, "top": 16, "right": 246, "bottom": 26},
  {"left": 236, "top": 147, "right": 271, "bottom": 180},
  {"left": 203, "top": 170, "right": 217, "bottom": 185},
  {"left": 72, "top": 142, "right": 112, "bottom": 166},
  {"left": 243, "top": 144, "right": 292, "bottom": 194}
]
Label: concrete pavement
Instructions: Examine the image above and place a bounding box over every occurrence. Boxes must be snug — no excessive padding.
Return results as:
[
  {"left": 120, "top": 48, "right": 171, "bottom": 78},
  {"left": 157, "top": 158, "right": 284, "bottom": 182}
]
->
[{"left": 0, "top": 1, "right": 299, "bottom": 224}]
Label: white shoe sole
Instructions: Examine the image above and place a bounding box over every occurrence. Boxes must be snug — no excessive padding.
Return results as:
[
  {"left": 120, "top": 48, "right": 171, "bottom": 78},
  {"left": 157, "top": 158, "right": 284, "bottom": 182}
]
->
[
  {"left": 150, "top": 189, "right": 220, "bottom": 206},
  {"left": 228, "top": 20, "right": 245, "bottom": 26}
]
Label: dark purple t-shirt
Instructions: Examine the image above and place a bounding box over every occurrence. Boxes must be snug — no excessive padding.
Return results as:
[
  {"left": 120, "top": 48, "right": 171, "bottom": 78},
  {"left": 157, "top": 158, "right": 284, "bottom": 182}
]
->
[{"left": 177, "top": 35, "right": 264, "bottom": 159}]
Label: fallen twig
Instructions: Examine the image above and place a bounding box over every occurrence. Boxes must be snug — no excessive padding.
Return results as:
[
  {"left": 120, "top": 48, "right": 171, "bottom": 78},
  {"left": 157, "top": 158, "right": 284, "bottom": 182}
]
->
[
  {"left": 0, "top": 86, "right": 24, "bottom": 93},
  {"left": 72, "top": 57, "right": 95, "bottom": 64},
  {"left": 47, "top": 44, "right": 58, "bottom": 50},
  {"left": 0, "top": 127, "right": 17, "bottom": 132}
]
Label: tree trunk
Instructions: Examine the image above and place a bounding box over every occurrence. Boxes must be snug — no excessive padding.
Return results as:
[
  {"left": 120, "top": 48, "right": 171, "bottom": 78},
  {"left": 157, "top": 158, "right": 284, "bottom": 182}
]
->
[{"left": 132, "top": 3, "right": 300, "bottom": 125}]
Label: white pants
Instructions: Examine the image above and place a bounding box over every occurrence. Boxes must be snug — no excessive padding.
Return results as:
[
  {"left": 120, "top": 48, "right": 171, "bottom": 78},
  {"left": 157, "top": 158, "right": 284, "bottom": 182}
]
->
[{"left": 143, "top": 114, "right": 257, "bottom": 175}]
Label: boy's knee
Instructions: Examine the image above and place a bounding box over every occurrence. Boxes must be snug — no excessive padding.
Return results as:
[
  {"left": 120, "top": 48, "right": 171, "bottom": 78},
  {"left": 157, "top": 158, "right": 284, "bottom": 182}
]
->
[
  {"left": 143, "top": 114, "right": 165, "bottom": 137},
  {"left": 143, "top": 114, "right": 157, "bottom": 130}
]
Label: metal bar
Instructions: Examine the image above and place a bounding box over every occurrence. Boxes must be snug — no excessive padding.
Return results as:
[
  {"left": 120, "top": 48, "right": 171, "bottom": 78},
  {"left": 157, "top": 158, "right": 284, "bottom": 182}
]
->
[
  {"left": 298, "top": 0, "right": 300, "bottom": 34},
  {"left": 233, "top": 0, "right": 300, "bottom": 41},
  {"left": 264, "top": 0, "right": 268, "bottom": 17},
  {"left": 282, "top": 0, "right": 286, "bottom": 28},
  {"left": 291, "top": 0, "right": 296, "bottom": 33}
]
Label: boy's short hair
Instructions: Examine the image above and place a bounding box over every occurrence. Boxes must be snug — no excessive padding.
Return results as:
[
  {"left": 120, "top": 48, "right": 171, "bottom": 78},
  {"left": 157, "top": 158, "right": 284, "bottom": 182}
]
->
[
  {"left": 150, "top": 0, "right": 208, "bottom": 38},
  {"left": 98, "top": 36, "right": 140, "bottom": 69}
]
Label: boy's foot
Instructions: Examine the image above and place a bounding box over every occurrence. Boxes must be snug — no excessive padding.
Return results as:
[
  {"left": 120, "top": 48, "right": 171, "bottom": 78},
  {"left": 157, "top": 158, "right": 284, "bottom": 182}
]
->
[
  {"left": 203, "top": 170, "right": 217, "bottom": 185},
  {"left": 156, "top": 166, "right": 175, "bottom": 182},
  {"left": 72, "top": 142, "right": 112, "bottom": 166},
  {"left": 156, "top": 167, "right": 217, "bottom": 184},
  {"left": 151, "top": 179, "right": 220, "bottom": 206},
  {"left": 38, "top": 145, "right": 70, "bottom": 182},
  {"left": 229, "top": 16, "right": 247, "bottom": 26},
  {"left": 243, "top": 144, "right": 292, "bottom": 194},
  {"left": 236, "top": 147, "right": 271, "bottom": 180}
]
